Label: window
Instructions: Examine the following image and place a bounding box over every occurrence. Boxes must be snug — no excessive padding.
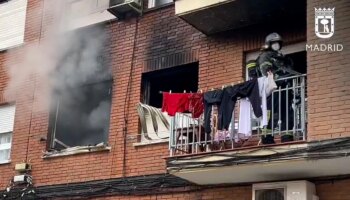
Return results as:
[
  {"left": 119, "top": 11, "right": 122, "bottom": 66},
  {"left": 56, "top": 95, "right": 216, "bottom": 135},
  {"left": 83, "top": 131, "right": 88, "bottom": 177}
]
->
[
  {"left": 139, "top": 63, "right": 198, "bottom": 143},
  {"left": 49, "top": 81, "right": 112, "bottom": 150},
  {"left": 0, "top": 0, "right": 27, "bottom": 51},
  {"left": 68, "top": 0, "right": 109, "bottom": 17},
  {"left": 0, "top": 104, "right": 16, "bottom": 163},
  {"left": 142, "top": 63, "right": 198, "bottom": 108},
  {"left": 148, "top": 0, "right": 173, "bottom": 8},
  {"left": 47, "top": 26, "right": 112, "bottom": 151},
  {"left": 65, "top": 0, "right": 115, "bottom": 29}
]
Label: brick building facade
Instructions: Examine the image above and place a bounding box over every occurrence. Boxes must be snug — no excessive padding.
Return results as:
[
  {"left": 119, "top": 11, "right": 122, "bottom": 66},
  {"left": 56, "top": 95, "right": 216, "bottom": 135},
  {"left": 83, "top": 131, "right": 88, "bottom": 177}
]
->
[{"left": 0, "top": 0, "right": 349, "bottom": 199}]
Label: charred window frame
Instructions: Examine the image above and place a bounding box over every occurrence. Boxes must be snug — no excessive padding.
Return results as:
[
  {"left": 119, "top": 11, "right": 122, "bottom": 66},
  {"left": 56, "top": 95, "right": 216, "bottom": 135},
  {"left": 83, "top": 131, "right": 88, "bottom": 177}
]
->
[
  {"left": 47, "top": 25, "right": 112, "bottom": 151},
  {"left": 48, "top": 80, "right": 112, "bottom": 150}
]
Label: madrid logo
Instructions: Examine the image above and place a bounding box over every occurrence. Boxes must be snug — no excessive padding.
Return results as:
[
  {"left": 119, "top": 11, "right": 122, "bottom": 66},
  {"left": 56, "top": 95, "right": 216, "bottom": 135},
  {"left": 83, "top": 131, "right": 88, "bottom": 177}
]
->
[{"left": 315, "top": 8, "right": 335, "bottom": 38}]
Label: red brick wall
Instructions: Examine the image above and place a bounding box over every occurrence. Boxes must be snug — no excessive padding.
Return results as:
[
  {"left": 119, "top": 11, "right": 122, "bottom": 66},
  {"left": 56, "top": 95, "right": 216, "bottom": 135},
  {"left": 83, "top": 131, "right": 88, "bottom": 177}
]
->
[
  {"left": 316, "top": 179, "right": 350, "bottom": 200},
  {"left": 307, "top": 0, "right": 350, "bottom": 140},
  {"left": 0, "top": 0, "right": 43, "bottom": 187}
]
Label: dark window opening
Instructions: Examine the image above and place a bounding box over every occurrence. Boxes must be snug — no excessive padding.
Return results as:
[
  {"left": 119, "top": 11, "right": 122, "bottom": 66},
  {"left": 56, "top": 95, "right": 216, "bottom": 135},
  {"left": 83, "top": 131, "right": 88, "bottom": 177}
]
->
[
  {"left": 142, "top": 63, "right": 199, "bottom": 108},
  {"left": 49, "top": 80, "right": 112, "bottom": 150},
  {"left": 287, "top": 51, "right": 307, "bottom": 74},
  {"left": 47, "top": 25, "right": 112, "bottom": 151}
]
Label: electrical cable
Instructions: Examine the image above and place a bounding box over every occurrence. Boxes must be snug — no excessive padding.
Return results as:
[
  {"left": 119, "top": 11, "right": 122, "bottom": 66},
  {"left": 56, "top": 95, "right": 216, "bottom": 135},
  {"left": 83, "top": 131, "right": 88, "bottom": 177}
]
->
[{"left": 121, "top": 16, "right": 139, "bottom": 177}]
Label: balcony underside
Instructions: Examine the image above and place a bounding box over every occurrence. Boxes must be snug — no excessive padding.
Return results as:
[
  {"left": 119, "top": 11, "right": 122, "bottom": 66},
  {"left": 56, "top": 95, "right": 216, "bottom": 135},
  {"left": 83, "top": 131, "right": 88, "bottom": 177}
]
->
[
  {"left": 167, "top": 138, "right": 350, "bottom": 185},
  {"left": 176, "top": 0, "right": 306, "bottom": 35}
]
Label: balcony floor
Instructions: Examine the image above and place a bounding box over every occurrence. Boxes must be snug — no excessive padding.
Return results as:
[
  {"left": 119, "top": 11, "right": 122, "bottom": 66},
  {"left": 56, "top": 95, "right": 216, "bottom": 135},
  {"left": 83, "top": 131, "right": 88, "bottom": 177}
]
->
[{"left": 166, "top": 137, "right": 350, "bottom": 185}]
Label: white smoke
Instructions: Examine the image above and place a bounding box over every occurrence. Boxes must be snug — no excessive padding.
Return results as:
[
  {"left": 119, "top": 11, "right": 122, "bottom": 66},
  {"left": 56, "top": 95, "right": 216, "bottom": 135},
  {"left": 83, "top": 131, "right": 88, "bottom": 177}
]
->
[{"left": 4, "top": 0, "right": 112, "bottom": 146}]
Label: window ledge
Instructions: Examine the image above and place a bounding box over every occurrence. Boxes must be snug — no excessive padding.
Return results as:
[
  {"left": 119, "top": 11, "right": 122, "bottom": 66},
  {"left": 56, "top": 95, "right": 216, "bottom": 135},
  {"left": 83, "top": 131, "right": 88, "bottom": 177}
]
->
[
  {"left": 42, "top": 145, "right": 111, "bottom": 159},
  {"left": 0, "top": 43, "right": 25, "bottom": 53},
  {"left": 133, "top": 139, "right": 168, "bottom": 147},
  {"left": 0, "top": 160, "right": 11, "bottom": 165}
]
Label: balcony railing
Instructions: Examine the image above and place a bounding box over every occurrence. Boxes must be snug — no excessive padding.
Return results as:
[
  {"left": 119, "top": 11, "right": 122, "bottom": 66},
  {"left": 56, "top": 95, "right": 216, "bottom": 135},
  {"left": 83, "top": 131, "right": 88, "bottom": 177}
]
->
[{"left": 169, "top": 75, "right": 307, "bottom": 156}]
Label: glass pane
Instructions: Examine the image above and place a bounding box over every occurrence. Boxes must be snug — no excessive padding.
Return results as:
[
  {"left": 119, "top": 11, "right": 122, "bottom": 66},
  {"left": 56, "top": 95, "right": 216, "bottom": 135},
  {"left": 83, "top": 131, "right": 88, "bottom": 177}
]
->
[
  {"left": 0, "top": 149, "right": 10, "bottom": 162},
  {"left": 0, "top": 132, "right": 12, "bottom": 144},
  {"left": 154, "top": 0, "right": 172, "bottom": 7}
]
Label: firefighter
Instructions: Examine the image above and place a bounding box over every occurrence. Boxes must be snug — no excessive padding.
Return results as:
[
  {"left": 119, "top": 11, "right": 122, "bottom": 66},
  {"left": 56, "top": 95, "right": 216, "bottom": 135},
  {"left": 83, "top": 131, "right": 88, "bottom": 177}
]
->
[
  {"left": 257, "top": 33, "right": 297, "bottom": 144},
  {"left": 257, "top": 32, "right": 295, "bottom": 78}
]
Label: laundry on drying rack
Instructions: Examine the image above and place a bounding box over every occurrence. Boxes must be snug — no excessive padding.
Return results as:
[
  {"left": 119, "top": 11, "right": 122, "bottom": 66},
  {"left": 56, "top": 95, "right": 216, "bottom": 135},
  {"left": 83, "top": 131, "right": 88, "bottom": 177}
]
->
[{"left": 219, "top": 78, "right": 262, "bottom": 131}]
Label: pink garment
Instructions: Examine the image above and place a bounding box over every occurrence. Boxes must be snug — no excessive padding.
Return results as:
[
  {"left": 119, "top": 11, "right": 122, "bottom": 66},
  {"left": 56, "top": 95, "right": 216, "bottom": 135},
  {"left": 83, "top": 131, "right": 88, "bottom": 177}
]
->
[{"left": 214, "top": 130, "right": 231, "bottom": 142}]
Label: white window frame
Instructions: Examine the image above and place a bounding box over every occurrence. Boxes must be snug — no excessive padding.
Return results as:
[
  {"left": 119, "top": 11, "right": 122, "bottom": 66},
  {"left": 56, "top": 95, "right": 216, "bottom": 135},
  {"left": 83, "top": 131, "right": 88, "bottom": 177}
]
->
[
  {"left": 0, "top": 104, "right": 16, "bottom": 164},
  {"left": 64, "top": 0, "right": 115, "bottom": 30},
  {"left": 148, "top": 0, "right": 173, "bottom": 8},
  {"left": 0, "top": 132, "right": 12, "bottom": 164}
]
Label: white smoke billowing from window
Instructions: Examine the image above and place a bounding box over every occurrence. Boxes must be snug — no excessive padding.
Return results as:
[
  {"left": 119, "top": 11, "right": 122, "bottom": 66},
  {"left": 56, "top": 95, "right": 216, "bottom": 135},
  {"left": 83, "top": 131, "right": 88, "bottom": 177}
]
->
[{"left": 3, "top": 0, "right": 112, "bottom": 147}]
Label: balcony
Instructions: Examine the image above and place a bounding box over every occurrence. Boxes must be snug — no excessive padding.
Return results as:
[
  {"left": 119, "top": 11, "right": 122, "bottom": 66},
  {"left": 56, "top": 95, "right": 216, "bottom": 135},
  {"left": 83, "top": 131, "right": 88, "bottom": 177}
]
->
[
  {"left": 165, "top": 75, "right": 350, "bottom": 185},
  {"left": 175, "top": 0, "right": 306, "bottom": 35},
  {"left": 169, "top": 75, "right": 307, "bottom": 157}
]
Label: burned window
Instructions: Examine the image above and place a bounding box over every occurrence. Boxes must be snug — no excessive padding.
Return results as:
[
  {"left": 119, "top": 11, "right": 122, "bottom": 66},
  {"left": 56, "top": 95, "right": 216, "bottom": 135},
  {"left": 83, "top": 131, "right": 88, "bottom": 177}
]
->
[
  {"left": 48, "top": 25, "right": 112, "bottom": 150},
  {"left": 49, "top": 81, "right": 112, "bottom": 150},
  {"left": 141, "top": 63, "right": 199, "bottom": 108}
]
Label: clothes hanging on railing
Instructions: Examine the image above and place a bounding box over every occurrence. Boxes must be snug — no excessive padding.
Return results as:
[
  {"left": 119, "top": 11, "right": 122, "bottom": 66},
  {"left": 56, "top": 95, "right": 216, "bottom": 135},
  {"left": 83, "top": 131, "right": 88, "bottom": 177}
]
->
[
  {"left": 238, "top": 98, "right": 252, "bottom": 135},
  {"left": 203, "top": 90, "right": 223, "bottom": 134},
  {"left": 161, "top": 92, "right": 190, "bottom": 116},
  {"left": 188, "top": 93, "right": 204, "bottom": 118},
  {"left": 161, "top": 92, "right": 204, "bottom": 118},
  {"left": 219, "top": 79, "right": 262, "bottom": 130},
  {"left": 258, "top": 72, "right": 277, "bottom": 127},
  {"left": 238, "top": 73, "right": 277, "bottom": 135}
]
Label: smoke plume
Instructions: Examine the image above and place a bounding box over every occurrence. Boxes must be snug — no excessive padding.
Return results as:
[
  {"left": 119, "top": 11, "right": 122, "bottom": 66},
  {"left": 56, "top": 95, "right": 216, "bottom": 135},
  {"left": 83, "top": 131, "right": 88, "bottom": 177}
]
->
[{"left": 4, "top": 0, "right": 112, "bottom": 147}]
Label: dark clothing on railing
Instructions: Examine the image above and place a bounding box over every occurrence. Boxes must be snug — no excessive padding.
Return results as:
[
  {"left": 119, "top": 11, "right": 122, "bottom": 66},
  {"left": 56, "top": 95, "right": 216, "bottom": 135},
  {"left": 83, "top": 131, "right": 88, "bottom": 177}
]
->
[
  {"left": 267, "top": 80, "right": 295, "bottom": 131},
  {"left": 203, "top": 90, "right": 223, "bottom": 134},
  {"left": 219, "top": 79, "right": 262, "bottom": 130}
]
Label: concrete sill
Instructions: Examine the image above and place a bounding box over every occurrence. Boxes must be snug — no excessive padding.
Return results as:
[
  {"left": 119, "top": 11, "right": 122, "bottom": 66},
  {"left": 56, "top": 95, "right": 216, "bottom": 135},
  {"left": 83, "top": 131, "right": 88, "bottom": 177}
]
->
[
  {"left": 42, "top": 145, "right": 111, "bottom": 159},
  {"left": 133, "top": 139, "right": 168, "bottom": 147},
  {"left": 0, "top": 160, "right": 11, "bottom": 165}
]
